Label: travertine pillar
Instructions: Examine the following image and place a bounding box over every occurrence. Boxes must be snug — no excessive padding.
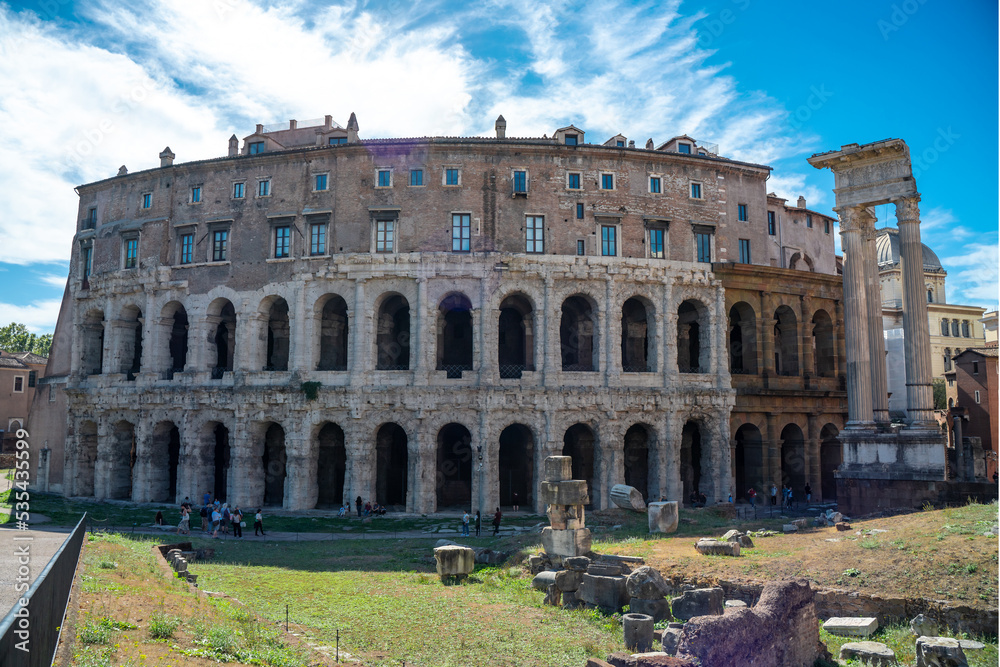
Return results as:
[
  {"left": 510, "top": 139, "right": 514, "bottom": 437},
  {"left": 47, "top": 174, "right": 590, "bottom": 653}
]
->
[
  {"left": 833, "top": 300, "right": 846, "bottom": 385},
  {"left": 894, "top": 195, "right": 936, "bottom": 427},
  {"left": 414, "top": 277, "right": 429, "bottom": 380},
  {"left": 765, "top": 413, "right": 780, "bottom": 488},
  {"left": 800, "top": 295, "right": 815, "bottom": 385},
  {"left": 662, "top": 281, "right": 676, "bottom": 384},
  {"left": 861, "top": 214, "right": 889, "bottom": 424},
  {"left": 663, "top": 413, "right": 681, "bottom": 501},
  {"left": 350, "top": 279, "right": 367, "bottom": 382},
  {"left": 806, "top": 413, "right": 821, "bottom": 498},
  {"left": 604, "top": 277, "right": 618, "bottom": 384},
  {"left": 837, "top": 206, "right": 874, "bottom": 428},
  {"left": 714, "top": 287, "right": 727, "bottom": 380},
  {"left": 760, "top": 292, "right": 775, "bottom": 378},
  {"left": 542, "top": 276, "right": 556, "bottom": 385},
  {"left": 290, "top": 286, "right": 307, "bottom": 371}
]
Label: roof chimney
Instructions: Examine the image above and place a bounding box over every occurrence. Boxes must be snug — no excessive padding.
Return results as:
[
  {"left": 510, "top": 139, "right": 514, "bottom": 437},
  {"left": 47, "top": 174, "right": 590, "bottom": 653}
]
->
[
  {"left": 117, "top": 165, "right": 128, "bottom": 176},
  {"left": 628, "top": 140, "right": 635, "bottom": 148},
  {"left": 797, "top": 196, "right": 807, "bottom": 209},
  {"left": 346, "top": 112, "right": 359, "bottom": 142},
  {"left": 159, "top": 146, "right": 175, "bottom": 167},
  {"left": 255, "top": 123, "right": 264, "bottom": 134},
  {"left": 324, "top": 115, "right": 333, "bottom": 129},
  {"left": 228, "top": 134, "right": 239, "bottom": 157},
  {"left": 289, "top": 119, "right": 297, "bottom": 130},
  {"left": 645, "top": 138, "right": 654, "bottom": 150},
  {"left": 495, "top": 114, "right": 506, "bottom": 139}
]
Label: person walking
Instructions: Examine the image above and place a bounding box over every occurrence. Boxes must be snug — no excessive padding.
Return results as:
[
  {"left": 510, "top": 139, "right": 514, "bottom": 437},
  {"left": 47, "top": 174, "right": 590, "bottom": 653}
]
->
[
  {"left": 355, "top": 496, "right": 363, "bottom": 518},
  {"left": 475, "top": 510, "right": 481, "bottom": 537},
  {"left": 462, "top": 511, "right": 470, "bottom": 537},
  {"left": 804, "top": 483, "right": 812, "bottom": 503},
  {"left": 200, "top": 504, "right": 209, "bottom": 532},
  {"left": 211, "top": 506, "right": 222, "bottom": 538},
  {"left": 512, "top": 492, "right": 519, "bottom": 512},
  {"left": 203, "top": 490, "right": 211, "bottom": 507},
  {"left": 770, "top": 483, "right": 777, "bottom": 506},
  {"left": 254, "top": 508, "right": 265, "bottom": 536},
  {"left": 176, "top": 506, "right": 190, "bottom": 535},
  {"left": 747, "top": 487, "right": 757, "bottom": 507},
  {"left": 492, "top": 507, "right": 502, "bottom": 536},
  {"left": 232, "top": 507, "right": 243, "bottom": 538}
]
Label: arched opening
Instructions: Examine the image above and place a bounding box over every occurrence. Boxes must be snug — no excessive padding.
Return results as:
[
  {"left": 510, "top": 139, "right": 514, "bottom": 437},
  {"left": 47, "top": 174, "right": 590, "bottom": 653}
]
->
[
  {"left": 812, "top": 309, "right": 835, "bottom": 377},
  {"left": 376, "top": 294, "right": 410, "bottom": 370},
  {"left": 108, "top": 420, "right": 136, "bottom": 500},
  {"left": 562, "top": 424, "right": 595, "bottom": 508},
  {"left": 376, "top": 423, "right": 408, "bottom": 507},
  {"left": 944, "top": 348, "right": 952, "bottom": 372},
  {"left": 437, "top": 293, "right": 474, "bottom": 377},
  {"left": 734, "top": 424, "right": 764, "bottom": 499},
  {"left": 212, "top": 423, "right": 230, "bottom": 502},
  {"left": 82, "top": 310, "right": 105, "bottom": 375},
  {"left": 677, "top": 300, "right": 705, "bottom": 373},
  {"left": 437, "top": 423, "right": 472, "bottom": 508},
  {"left": 76, "top": 420, "right": 98, "bottom": 497},
  {"left": 789, "top": 252, "right": 815, "bottom": 272},
  {"left": 780, "top": 423, "right": 806, "bottom": 496},
  {"left": 499, "top": 424, "right": 534, "bottom": 508},
  {"left": 774, "top": 306, "right": 799, "bottom": 376},
  {"left": 623, "top": 424, "right": 651, "bottom": 501},
  {"left": 680, "top": 421, "right": 703, "bottom": 503},
  {"left": 150, "top": 421, "right": 181, "bottom": 503},
  {"left": 621, "top": 298, "right": 652, "bottom": 372},
  {"left": 119, "top": 306, "right": 143, "bottom": 381},
  {"left": 207, "top": 299, "right": 236, "bottom": 378},
  {"left": 729, "top": 302, "right": 758, "bottom": 374},
  {"left": 317, "top": 295, "right": 349, "bottom": 371},
  {"left": 820, "top": 424, "right": 841, "bottom": 502},
  {"left": 498, "top": 294, "right": 534, "bottom": 377},
  {"left": 262, "top": 423, "right": 286, "bottom": 506},
  {"left": 316, "top": 423, "right": 346, "bottom": 508},
  {"left": 264, "top": 298, "right": 290, "bottom": 371},
  {"left": 163, "top": 303, "right": 188, "bottom": 377},
  {"left": 561, "top": 295, "right": 597, "bottom": 371}
]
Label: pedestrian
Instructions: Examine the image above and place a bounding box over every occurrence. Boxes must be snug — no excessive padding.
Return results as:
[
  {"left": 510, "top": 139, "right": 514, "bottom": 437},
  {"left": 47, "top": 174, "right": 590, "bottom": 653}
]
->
[
  {"left": 232, "top": 506, "right": 243, "bottom": 538},
  {"left": 200, "top": 504, "right": 209, "bottom": 532},
  {"left": 462, "top": 511, "right": 470, "bottom": 536},
  {"left": 356, "top": 495, "right": 363, "bottom": 518},
  {"left": 512, "top": 492, "right": 519, "bottom": 512},
  {"left": 727, "top": 493, "right": 733, "bottom": 504},
  {"left": 492, "top": 507, "right": 502, "bottom": 536},
  {"left": 176, "top": 506, "right": 190, "bottom": 535},
  {"left": 154, "top": 510, "right": 164, "bottom": 526},
  {"left": 787, "top": 486, "right": 794, "bottom": 508},
  {"left": 747, "top": 487, "right": 757, "bottom": 507},
  {"left": 475, "top": 510, "right": 481, "bottom": 537},
  {"left": 221, "top": 504, "right": 230, "bottom": 535},
  {"left": 770, "top": 483, "right": 777, "bottom": 506},
  {"left": 254, "top": 508, "right": 265, "bottom": 536},
  {"left": 203, "top": 490, "right": 211, "bottom": 506},
  {"left": 182, "top": 496, "right": 190, "bottom": 507},
  {"left": 804, "top": 483, "right": 812, "bottom": 503},
  {"left": 211, "top": 506, "right": 222, "bottom": 538}
]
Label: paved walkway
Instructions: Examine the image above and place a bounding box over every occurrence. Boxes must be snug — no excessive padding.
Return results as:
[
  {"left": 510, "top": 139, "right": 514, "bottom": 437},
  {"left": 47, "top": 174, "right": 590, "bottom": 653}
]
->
[{"left": 0, "top": 526, "right": 74, "bottom": 618}]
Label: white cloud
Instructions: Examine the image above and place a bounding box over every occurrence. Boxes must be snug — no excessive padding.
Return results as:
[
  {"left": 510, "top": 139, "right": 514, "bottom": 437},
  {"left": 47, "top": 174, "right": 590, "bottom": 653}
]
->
[
  {"left": 941, "top": 243, "right": 1000, "bottom": 309},
  {"left": 0, "top": 299, "right": 64, "bottom": 332}
]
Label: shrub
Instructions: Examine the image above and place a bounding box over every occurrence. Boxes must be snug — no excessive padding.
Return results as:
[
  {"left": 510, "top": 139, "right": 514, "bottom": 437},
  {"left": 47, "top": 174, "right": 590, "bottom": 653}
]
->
[
  {"left": 77, "top": 622, "right": 113, "bottom": 645},
  {"left": 148, "top": 613, "right": 181, "bottom": 639}
]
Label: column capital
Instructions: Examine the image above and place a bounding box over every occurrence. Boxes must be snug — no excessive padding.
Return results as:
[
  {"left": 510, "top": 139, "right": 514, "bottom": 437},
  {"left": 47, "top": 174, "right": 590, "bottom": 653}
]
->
[
  {"left": 893, "top": 194, "right": 921, "bottom": 223},
  {"left": 835, "top": 205, "right": 876, "bottom": 233}
]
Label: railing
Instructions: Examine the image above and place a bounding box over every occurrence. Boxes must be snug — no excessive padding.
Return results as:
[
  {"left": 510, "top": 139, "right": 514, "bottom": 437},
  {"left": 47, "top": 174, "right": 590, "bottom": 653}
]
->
[
  {"left": 621, "top": 364, "right": 650, "bottom": 373},
  {"left": 376, "top": 364, "right": 409, "bottom": 371},
  {"left": 0, "top": 513, "right": 88, "bottom": 667},
  {"left": 499, "top": 364, "right": 525, "bottom": 379},
  {"left": 562, "top": 363, "right": 595, "bottom": 372},
  {"left": 210, "top": 367, "right": 231, "bottom": 380},
  {"left": 440, "top": 364, "right": 473, "bottom": 379},
  {"left": 678, "top": 366, "right": 704, "bottom": 374}
]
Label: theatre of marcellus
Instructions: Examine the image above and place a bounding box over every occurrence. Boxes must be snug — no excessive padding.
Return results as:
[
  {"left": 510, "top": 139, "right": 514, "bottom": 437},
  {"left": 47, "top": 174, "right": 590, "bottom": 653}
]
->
[{"left": 29, "top": 113, "right": 869, "bottom": 515}]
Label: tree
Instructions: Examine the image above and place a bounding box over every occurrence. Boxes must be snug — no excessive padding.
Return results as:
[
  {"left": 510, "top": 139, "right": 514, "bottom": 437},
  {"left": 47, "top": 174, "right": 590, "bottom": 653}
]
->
[
  {"left": 0, "top": 323, "right": 53, "bottom": 357},
  {"left": 932, "top": 378, "right": 947, "bottom": 411}
]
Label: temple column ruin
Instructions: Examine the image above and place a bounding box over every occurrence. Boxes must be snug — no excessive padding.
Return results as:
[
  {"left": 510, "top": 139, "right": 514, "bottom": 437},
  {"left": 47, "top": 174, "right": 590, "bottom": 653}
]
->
[
  {"left": 836, "top": 205, "right": 875, "bottom": 428},
  {"left": 860, "top": 213, "right": 890, "bottom": 424}
]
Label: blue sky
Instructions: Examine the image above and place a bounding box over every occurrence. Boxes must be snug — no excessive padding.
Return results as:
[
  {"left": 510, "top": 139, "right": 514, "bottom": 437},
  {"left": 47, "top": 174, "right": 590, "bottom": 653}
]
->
[{"left": 0, "top": 0, "right": 996, "bottom": 334}]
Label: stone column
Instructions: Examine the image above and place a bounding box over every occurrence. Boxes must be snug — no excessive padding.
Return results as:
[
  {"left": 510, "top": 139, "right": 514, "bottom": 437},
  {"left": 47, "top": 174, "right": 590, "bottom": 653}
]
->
[
  {"left": 861, "top": 217, "right": 890, "bottom": 424},
  {"left": 836, "top": 206, "right": 874, "bottom": 428},
  {"left": 714, "top": 287, "right": 727, "bottom": 381},
  {"left": 542, "top": 276, "right": 556, "bottom": 386},
  {"left": 604, "top": 277, "right": 619, "bottom": 385},
  {"left": 662, "top": 281, "right": 676, "bottom": 386},
  {"left": 806, "top": 413, "right": 821, "bottom": 498},
  {"left": 663, "top": 413, "right": 681, "bottom": 501},
  {"left": 350, "top": 279, "right": 368, "bottom": 383},
  {"left": 414, "top": 277, "right": 430, "bottom": 382},
  {"left": 290, "top": 286, "right": 308, "bottom": 372},
  {"left": 760, "top": 291, "right": 775, "bottom": 380},
  {"left": 894, "top": 195, "right": 936, "bottom": 428},
  {"left": 283, "top": 425, "right": 313, "bottom": 510},
  {"left": 833, "top": 299, "right": 847, "bottom": 387},
  {"left": 765, "top": 412, "right": 780, "bottom": 488},
  {"left": 236, "top": 312, "right": 264, "bottom": 372},
  {"left": 800, "top": 295, "right": 814, "bottom": 388}
]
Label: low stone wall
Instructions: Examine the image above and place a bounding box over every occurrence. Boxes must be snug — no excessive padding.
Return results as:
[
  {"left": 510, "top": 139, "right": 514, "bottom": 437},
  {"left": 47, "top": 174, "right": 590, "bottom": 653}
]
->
[{"left": 836, "top": 477, "right": 998, "bottom": 517}]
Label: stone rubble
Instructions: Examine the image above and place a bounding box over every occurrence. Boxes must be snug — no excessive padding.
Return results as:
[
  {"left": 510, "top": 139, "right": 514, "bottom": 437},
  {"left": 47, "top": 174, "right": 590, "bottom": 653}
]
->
[
  {"left": 915, "top": 636, "right": 968, "bottom": 667},
  {"left": 839, "top": 640, "right": 898, "bottom": 666}
]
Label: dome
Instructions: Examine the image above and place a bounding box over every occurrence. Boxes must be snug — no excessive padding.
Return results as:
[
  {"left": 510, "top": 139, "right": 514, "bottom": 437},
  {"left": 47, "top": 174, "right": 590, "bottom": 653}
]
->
[{"left": 875, "top": 228, "right": 943, "bottom": 271}]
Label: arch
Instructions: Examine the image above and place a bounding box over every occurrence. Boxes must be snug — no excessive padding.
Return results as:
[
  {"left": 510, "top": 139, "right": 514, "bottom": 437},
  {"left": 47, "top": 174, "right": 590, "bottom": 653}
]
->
[
  {"left": 820, "top": 423, "right": 841, "bottom": 501},
  {"left": 76, "top": 420, "right": 98, "bottom": 496},
  {"left": 437, "top": 293, "right": 474, "bottom": 377},
  {"left": 263, "top": 297, "right": 290, "bottom": 371},
  {"left": 621, "top": 297, "right": 652, "bottom": 372},
  {"left": 789, "top": 252, "right": 815, "bottom": 272},
  {"left": 376, "top": 423, "right": 408, "bottom": 507},
  {"left": 561, "top": 295, "right": 598, "bottom": 371},
  {"left": 734, "top": 424, "right": 764, "bottom": 500},
  {"left": 498, "top": 293, "right": 535, "bottom": 377},
  {"left": 316, "top": 294, "right": 349, "bottom": 371},
  {"left": 780, "top": 423, "right": 806, "bottom": 496},
  {"left": 677, "top": 299, "right": 707, "bottom": 373},
  {"left": 437, "top": 423, "right": 472, "bottom": 508},
  {"left": 162, "top": 302, "right": 189, "bottom": 378},
  {"left": 149, "top": 421, "right": 181, "bottom": 503},
  {"left": 262, "top": 423, "right": 286, "bottom": 506},
  {"left": 680, "top": 420, "right": 705, "bottom": 503},
  {"left": 82, "top": 309, "right": 105, "bottom": 375},
  {"left": 623, "top": 424, "right": 651, "bottom": 501},
  {"left": 108, "top": 420, "right": 136, "bottom": 500},
  {"left": 562, "top": 424, "right": 595, "bottom": 508},
  {"left": 812, "top": 309, "right": 835, "bottom": 377},
  {"left": 774, "top": 305, "right": 799, "bottom": 376},
  {"left": 728, "top": 302, "right": 758, "bottom": 374},
  {"left": 119, "top": 305, "right": 143, "bottom": 380},
  {"left": 376, "top": 294, "right": 410, "bottom": 370},
  {"left": 207, "top": 298, "right": 236, "bottom": 377},
  {"left": 316, "top": 422, "right": 346, "bottom": 508},
  {"left": 499, "top": 424, "right": 534, "bottom": 508}
]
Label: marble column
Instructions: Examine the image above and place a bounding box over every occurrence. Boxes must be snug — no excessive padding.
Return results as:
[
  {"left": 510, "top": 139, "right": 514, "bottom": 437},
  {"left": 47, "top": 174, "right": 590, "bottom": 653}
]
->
[
  {"left": 894, "top": 195, "right": 936, "bottom": 427},
  {"left": 860, "top": 212, "right": 889, "bottom": 424},
  {"left": 837, "top": 206, "right": 874, "bottom": 428}
]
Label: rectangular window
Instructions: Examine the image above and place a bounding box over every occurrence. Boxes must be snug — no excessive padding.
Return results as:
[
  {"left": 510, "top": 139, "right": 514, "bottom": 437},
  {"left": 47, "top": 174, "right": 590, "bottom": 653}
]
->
[
  {"left": 600, "top": 173, "right": 615, "bottom": 190},
  {"left": 824, "top": 220, "right": 830, "bottom": 234},
  {"left": 973, "top": 361, "right": 979, "bottom": 375},
  {"left": 513, "top": 170, "right": 527, "bottom": 193},
  {"left": 82, "top": 246, "right": 92, "bottom": 281},
  {"left": 525, "top": 215, "right": 544, "bottom": 253},
  {"left": 233, "top": 182, "right": 245, "bottom": 199},
  {"left": 806, "top": 214, "right": 813, "bottom": 228},
  {"left": 191, "top": 186, "right": 202, "bottom": 203},
  {"left": 678, "top": 143, "right": 691, "bottom": 154},
  {"left": 451, "top": 213, "right": 471, "bottom": 252},
  {"left": 212, "top": 230, "right": 228, "bottom": 262},
  {"left": 577, "top": 239, "right": 586, "bottom": 256},
  {"left": 85, "top": 207, "right": 97, "bottom": 229},
  {"left": 180, "top": 233, "right": 194, "bottom": 264},
  {"left": 141, "top": 193, "right": 152, "bottom": 209},
  {"left": 975, "top": 390, "right": 981, "bottom": 403},
  {"left": 601, "top": 225, "right": 617, "bottom": 256},
  {"left": 568, "top": 173, "right": 581, "bottom": 189},
  {"left": 274, "top": 226, "right": 290, "bottom": 258},
  {"left": 738, "top": 203, "right": 748, "bottom": 222},
  {"left": 576, "top": 203, "right": 584, "bottom": 219},
  {"left": 739, "top": 238, "right": 751, "bottom": 264},
  {"left": 314, "top": 173, "right": 328, "bottom": 191},
  {"left": 249, "top": 141, "right": 264, "bottom": 154},
  {"left": 649, "top": 176, "right": 661, "bottom": 194},
  {"left": 616, "top": 140, "right": 625, "bottom": 147},
  {"left": 13, "top": 377, "right": 23, "bottom": 393},
  {"left": 962, "top": 321, "right": 970, "bottom": 337},
  {"left": 768, "top": 211, "right": 776, "bottom": 235},
  {"left": 691, "top": 182, "right": 702, "bottom": 199},
  {"left": 410, "top": 169, "right": 423, "bottom": 186},
  {"left": 376, "top": 219, "right": 395, "bottom": 253},
  {"left": 124, "top": 238, "right": 138, "bottom": 269},
  {"left": 258, "top": 180, "right": 271, "bottom": 197},
  {"left": 565, "top": 133, "right": 578, "bottom": 146},
  {"left": 445, "top": 168, "right": 460, "bottom": 186},
  {"left": 310, "top": 223, "right": 326, "bottom": 255},
  {"left": 328, "top": 136, "right": 347, "bottom": 145},
  {"left": 952, "top": 321, "right": 960, "bottom": 337},
  {"left": 377, "top": 169, "right": 391, "bottom": 187},
  {"left": 28, "top": 371, "right": 36, "bottom": 388},
  {"left": 696, "top": 232, "right": 712, "bottom": 263},
  {"left": 649, "top": 228, "right": 665, "bottom": 259}
]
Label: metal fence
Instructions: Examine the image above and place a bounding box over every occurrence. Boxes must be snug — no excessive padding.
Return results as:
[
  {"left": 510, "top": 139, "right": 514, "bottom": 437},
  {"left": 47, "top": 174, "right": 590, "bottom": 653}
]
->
[{"left": 0, "top": 514, "right": 87, "bottom": 667}]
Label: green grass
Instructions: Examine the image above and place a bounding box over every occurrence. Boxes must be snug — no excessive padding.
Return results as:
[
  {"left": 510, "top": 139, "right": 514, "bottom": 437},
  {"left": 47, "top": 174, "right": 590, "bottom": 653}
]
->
[{"left": 820, "top": 623, "right": 998, "bottom": 667}]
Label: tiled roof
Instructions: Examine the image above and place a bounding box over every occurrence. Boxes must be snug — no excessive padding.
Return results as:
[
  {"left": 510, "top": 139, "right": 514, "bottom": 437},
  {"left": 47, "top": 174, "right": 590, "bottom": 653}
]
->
[
  {"left": 956, "top": 347, "right": 999, "bottom": 358},
  {"left": 0, "top": 356, "right": 28, "bottom": 369},
  {"left": 11, "top": 351, "right": 47, "bottom": 364}
]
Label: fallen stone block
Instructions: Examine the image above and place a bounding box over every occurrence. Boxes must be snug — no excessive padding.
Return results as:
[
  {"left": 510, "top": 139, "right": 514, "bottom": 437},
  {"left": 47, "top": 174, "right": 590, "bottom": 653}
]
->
[
  {"left": 694, "top": 538, "right": 740, "bottom": 557},
  {"left": 829, "top": 511, "right": 843, "bottom": 523},
  {"left": 720, "top": 530, "right": 754, "bottom": 548},
  {"left": 543, "top": 455, "right": 573, "bottom": 482},
  {"left": 588, "top": 562, "right": 625, "bottom": 576},
  {"left": 540, "top": 527, "right": 592, "bottom": 558},
  {"left": 792, "top": 518, "right": 808, "bottom": 530},
  {"left": 544, "top": 583, "right": 561, "bottom": 606},
  {"left": 555, "top": 569, "right": 582, "bottom": 592},
  {"left": 610, "top": 484, "right": 647, "bottom": 512},
  {"left": 647, "top": 501, "right": 678, "bottom": 534},
  {"left": 433, "top": 545, "right": 475, "bottom": 579},
  {"left": 633, "top": 652, "right": 695, "bottom": 667},
  {"left": 434, "top": 539, "right": 457, "bottom": 548},
  {"left": 661, "top": 626, "right": 683, "bottom": 655},
  {"left": 624, "top": 612, "right": 654, "bottom": 652},
  {"left": 782, "top": 524, "right": 798, "bottom": 533},
  {"left": 626, "top": 566, "right": 670, "bottom": 599},
  {"left": 835, "top": 521, "right": 851, "bottom": 531},
  {"left": 539, "top": 480, "right": 589, "bottom": 506},
  {"left": 958, "top": 639, "right": 985, "bottom": 651},
  {"left": 585, "top": 658, "right": 615, "bottom": 667},
  {"left": 839, "top": 641, "right": 898, "bottom": 666},
  {"left": 724, "top": 600, "right": 747, "bottom": 609},
  {"left": 562, "top": 589, "right": 584, "bottom": 610},
  {"left": 531, "top": 570, "right": 557, "bottom": 590},
  {"left": 915, "top": 636, "right": 967, "bottom": 667},
  {"left": 630, "top": 597, "right": 671, "bottom": 622},
  {"left": 185, "top": 573, "right": 198, "bottom": 585},
  {"left": 823, "top": 617, "right": 878, "bottom": 637},
  {"left": 564, "top": 555, "right": 591, "bottom": 571},
  {"left": 578, "top": 574, "right": 628, "bottom": 612},
  {"left": 911, "top": 613, "right": 938, "bottom": 637},
  {"left": 547, "top": 503, "right": 585, "bottom": 530},
  {"left": 670, "top": 587, "right": 723, "bottom": 620}
]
